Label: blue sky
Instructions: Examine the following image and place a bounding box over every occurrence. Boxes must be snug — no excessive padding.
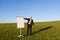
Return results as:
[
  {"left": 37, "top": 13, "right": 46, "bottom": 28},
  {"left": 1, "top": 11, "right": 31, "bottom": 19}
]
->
[{"left": 0, "top": 0, "right": 60, "bottom": 23}]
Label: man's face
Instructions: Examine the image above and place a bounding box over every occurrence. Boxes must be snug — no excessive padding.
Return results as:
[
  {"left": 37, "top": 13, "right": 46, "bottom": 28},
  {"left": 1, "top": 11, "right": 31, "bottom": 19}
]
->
[{"left": 30, "top": 17, "right": 32, "bottom": 19}]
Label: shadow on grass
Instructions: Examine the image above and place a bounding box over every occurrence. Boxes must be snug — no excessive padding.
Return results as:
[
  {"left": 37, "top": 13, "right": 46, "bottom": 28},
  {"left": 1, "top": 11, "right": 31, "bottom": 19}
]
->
[
  {"left": 32, "top": 26, "right": 53, "bottom": 35},
  {"left": 23, "top": 26, "right": 53, "bottom": 36}
]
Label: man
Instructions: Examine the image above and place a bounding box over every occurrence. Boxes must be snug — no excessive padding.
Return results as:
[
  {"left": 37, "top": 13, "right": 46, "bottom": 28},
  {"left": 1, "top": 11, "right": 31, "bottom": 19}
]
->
[{"left": 24, "top": 17, "right": 34, "bottom": 35}]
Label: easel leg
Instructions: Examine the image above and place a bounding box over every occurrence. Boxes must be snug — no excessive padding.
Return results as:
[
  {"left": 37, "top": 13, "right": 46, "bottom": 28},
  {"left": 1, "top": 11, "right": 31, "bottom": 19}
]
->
[{"left": 18, "top": 28, "right": 24, "bottom": 37}]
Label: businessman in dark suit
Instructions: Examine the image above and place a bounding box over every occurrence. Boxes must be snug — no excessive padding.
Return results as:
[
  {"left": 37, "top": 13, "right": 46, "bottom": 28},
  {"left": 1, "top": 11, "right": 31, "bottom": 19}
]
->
[{"left": 24, "top": 17, "right": 34, "bottom": 35}]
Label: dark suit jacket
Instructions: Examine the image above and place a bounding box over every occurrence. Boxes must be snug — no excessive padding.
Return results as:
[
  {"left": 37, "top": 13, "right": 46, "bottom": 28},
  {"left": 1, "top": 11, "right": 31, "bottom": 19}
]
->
[{"left": 24, "top": 18, "right": 34, "bottom": 26}]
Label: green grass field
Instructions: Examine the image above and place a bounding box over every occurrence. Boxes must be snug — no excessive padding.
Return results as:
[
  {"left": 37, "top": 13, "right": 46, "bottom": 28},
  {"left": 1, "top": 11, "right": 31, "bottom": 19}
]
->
[{"left": 0, "top": 21, "right": 60, "bottom": 40}]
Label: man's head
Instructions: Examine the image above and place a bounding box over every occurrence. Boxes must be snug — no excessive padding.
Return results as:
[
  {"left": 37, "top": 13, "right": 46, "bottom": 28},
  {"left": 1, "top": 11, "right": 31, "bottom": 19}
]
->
[{"left": 30, "top": 16, "right": 32, "bottom": 19}]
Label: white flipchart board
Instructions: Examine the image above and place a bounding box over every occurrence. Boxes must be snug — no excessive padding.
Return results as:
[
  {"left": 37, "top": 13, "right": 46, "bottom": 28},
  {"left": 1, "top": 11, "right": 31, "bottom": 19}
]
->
[{"left": 17, "top": 16, "right": 24, "bottom": 28}]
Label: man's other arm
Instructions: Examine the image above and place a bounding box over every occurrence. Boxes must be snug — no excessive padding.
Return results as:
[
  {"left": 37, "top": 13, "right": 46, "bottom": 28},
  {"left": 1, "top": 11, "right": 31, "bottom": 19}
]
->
[{"left": 32, "top": 20, "right": 34, "bottom": 26}]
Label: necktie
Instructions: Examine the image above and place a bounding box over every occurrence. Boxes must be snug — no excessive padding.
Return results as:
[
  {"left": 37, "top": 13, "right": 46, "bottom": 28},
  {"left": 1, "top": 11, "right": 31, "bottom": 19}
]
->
[{"left": 28, "top": 19, "right": 32, "bottom": 24}]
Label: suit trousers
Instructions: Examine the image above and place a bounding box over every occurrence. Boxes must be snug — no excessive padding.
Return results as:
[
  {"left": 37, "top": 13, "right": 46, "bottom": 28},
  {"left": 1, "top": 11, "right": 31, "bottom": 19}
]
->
[{"left": 27, "top": 24, "right": 32, "bottom": 35}]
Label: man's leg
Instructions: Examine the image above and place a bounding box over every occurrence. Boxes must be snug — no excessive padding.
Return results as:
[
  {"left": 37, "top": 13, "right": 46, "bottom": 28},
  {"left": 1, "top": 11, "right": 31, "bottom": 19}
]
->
[
  {"left": 30, "top": 25, "right": 32, "bottom": 35},
  {"left": 27, "top": 25, "right": 29, "bottom": 35}
]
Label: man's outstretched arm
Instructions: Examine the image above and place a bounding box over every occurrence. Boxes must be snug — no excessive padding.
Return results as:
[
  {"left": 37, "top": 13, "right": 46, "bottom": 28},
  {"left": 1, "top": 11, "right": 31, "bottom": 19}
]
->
[{"left": 24, "top": 18, "right": 29, "bottom": 20}]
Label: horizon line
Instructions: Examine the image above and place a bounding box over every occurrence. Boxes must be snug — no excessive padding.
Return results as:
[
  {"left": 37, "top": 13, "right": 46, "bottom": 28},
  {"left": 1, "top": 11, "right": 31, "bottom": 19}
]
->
[{"left": 0, "top": 20, "right": 60, "bottom": 23}]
